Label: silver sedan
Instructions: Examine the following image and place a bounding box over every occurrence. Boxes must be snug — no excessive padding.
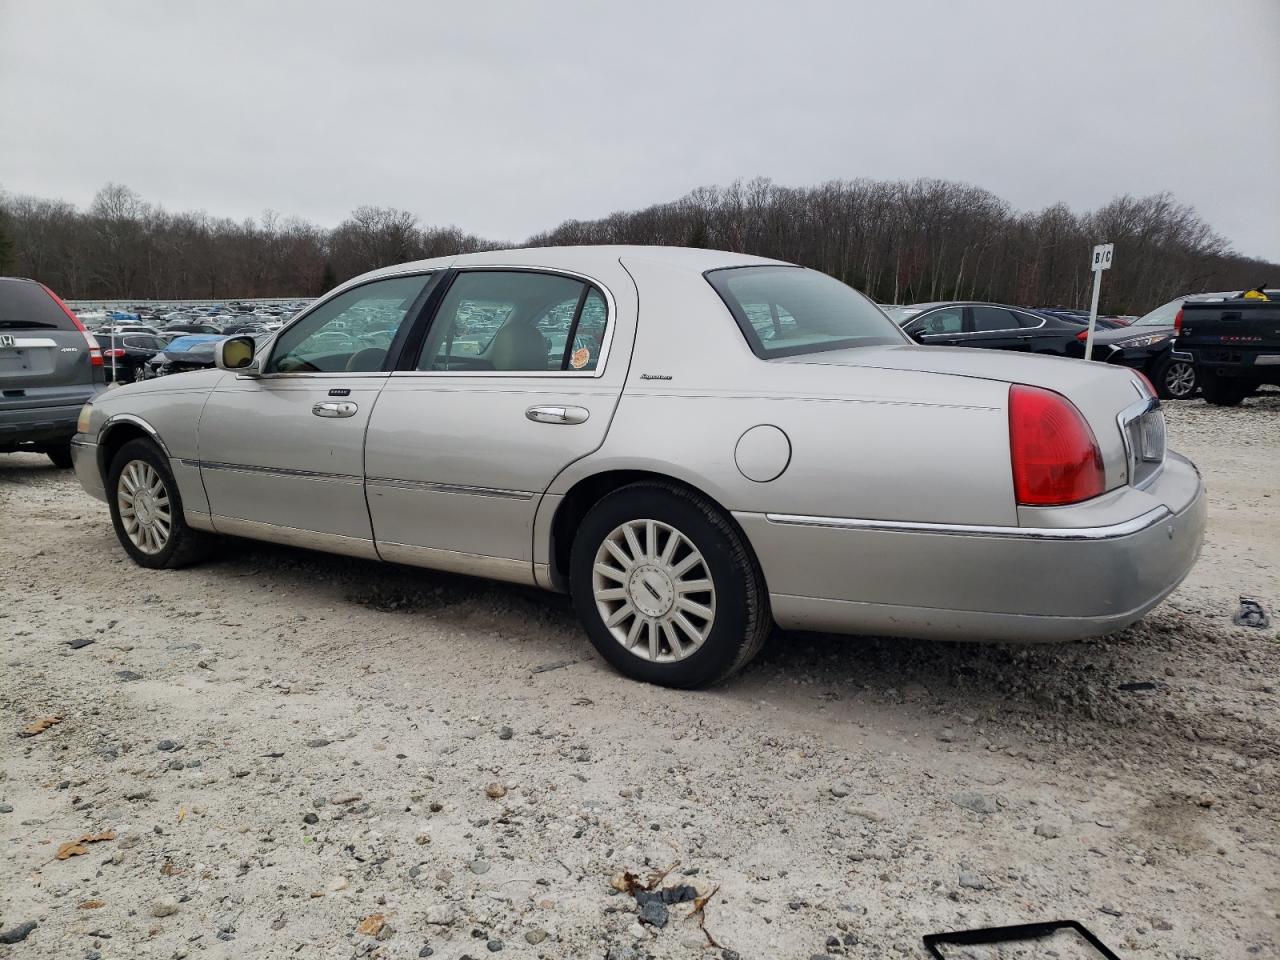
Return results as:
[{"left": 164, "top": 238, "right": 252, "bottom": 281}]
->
[{"left": 71, "top": 246, "right": 1205, "bottom": 687}]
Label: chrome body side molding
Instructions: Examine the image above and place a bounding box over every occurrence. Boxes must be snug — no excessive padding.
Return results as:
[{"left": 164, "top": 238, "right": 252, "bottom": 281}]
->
[{"left": 764, "top": 506, "right": 1171, "bottom": 541}]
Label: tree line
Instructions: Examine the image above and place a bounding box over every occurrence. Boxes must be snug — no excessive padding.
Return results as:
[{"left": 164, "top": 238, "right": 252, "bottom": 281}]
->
[{"left": 1, "top": 178, "right": 1274, "bottom": 314}]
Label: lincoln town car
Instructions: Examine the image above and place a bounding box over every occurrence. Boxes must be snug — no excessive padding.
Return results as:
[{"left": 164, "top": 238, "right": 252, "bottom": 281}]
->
[{"left": 71, "top": 246, "right": 1206, "bottom": 687}]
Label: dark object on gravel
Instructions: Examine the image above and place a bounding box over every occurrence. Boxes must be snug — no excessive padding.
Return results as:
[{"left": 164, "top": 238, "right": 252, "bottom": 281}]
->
[
  {"left": 923, "top": 920, "right": 1120, "bottom": 959},
  {"left": 1118, "top": 681, "right": 1158, "bottom": 692},
  {"left": 1234, "top": 597, "right": 1270, "bottom": 629},
  {"left": 65, "top": 637, "right": 95, "bottom": 649},
  {"left": 637, "top": 898, "right": 669, "bottom": 928},
  {"left": 0, "top": 920, "right": 37, "bottom": 944}
]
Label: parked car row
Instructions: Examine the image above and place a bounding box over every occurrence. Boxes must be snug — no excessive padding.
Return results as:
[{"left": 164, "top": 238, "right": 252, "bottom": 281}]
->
[{"left": 885, "top": 289, "right": 1278, "bottom": 402}]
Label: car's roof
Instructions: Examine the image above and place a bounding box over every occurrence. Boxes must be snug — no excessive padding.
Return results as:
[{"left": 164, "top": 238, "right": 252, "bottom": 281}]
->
[
  {"left": 904, "top": 301, "right": 1033, "bottom": 310},
  {"left": 353, "top": 245, "right": 791, "bottom": 287}
]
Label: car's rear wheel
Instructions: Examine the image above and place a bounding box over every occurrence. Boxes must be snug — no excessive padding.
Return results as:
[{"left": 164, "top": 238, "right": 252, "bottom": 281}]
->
[
  {"left": 1153, "top": 355, "right": 1197, "bottom": 400},
  {"left": 45, "top": 441, "right": 74, "bottom": 469},
  {"left": 107, "top": 438, "right": 212, "bottom": 569},
  {"left": 569, "top": 481, "right": 771, "bottom": 688}
]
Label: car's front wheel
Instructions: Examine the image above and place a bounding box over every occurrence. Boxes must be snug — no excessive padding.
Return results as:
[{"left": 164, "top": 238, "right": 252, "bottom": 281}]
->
[
  {"left": 1153, "top": 355, "right": 1197, "bottom": 400},
  {"left": 569, "top": 481, "right": 771, "bottom": 688},
  {"left": 107, "top": 438, "right": 213, "bottom": 568}
]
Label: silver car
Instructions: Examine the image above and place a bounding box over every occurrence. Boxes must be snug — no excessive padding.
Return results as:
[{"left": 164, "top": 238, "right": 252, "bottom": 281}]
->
[{"left": 71, "top": 247, "right": 1205, "bottom": 687}]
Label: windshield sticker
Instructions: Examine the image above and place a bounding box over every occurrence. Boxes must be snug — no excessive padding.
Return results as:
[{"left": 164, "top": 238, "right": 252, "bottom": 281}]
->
[{"left": 570, "top": 346, "right": 591, "bottom": 369}]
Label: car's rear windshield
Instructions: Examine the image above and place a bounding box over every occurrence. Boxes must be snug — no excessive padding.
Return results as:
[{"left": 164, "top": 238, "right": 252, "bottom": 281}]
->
[
  {"left": 706, "top": 266, "right": 907, "bottom": 358},
  {"left": 0, "top": 280, "right": 79, "bottom": 331}
]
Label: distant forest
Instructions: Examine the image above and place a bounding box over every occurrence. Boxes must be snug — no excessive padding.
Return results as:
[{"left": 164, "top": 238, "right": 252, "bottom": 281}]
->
[{"left": 0, "top": 178, "right": 1274, "bottom": 314}]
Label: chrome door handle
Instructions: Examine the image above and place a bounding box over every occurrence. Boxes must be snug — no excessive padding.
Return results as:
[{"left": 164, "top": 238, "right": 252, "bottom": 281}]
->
[
  {"left": 526, "top": 405, "right": 589, "bottom": 424},
  {"left": 312, "top": 401, "right": 358, "bottom": 418}
]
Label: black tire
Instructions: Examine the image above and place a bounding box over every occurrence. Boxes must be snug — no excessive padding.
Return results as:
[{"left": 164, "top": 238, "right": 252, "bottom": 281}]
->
[
  {"left": 569, "top": 480, "right": 771, "bottom": 688},
  {"left": 1152, "top": 355, "right": 1197, "bottom": 400},
  {"left": 45, "top": 441, "right": 74, "bottom": 469},
  {"left": 107, "top": 437, "right": 213, "bottom": 569},
  {"left": 1199, "top": 371, "right": 1250, "bottom": 407}
]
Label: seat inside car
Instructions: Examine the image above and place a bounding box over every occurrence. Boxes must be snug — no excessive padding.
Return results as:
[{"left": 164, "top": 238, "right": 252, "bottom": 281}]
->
[
  {"left": 345, "top": 347, "right": 385, "bottom": 372},
  {"left": 490, "top": 321, "right": 548, "bottom": 371}
]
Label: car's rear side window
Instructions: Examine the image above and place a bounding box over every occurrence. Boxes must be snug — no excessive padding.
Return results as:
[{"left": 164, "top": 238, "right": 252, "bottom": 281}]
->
[
  {"left": 0, "top": 281, "right": 79, "bottom": 331},
  {"left": 706, "top": 266, "right": 907, "bottom": 358}
]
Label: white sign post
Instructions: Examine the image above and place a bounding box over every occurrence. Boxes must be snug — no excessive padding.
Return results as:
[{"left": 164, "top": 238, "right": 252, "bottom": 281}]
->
[{"left": 1084, "top": 242, "right": 1114, "bottom": 361}]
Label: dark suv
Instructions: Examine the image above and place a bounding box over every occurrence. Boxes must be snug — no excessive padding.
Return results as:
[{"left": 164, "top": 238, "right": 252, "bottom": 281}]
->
[{"left": 0, "top": 278, "right": 106, "bottom": 467}]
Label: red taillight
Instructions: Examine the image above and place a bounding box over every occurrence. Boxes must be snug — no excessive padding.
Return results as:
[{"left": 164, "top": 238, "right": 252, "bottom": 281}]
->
[
  {"left": 104, "top": 348, "right": 126, "bottom": 358},
  {"left": 1173, "top": 307, "right": 1184, "bottom": 335},
  {"left": 1075, "top": 329, "right": 1088, "bottom": 341},
  {"left": 39, "top": 283, "right": 102, "bottom": 366},
  {"left": 1009, "top": 384, "right": 1105, "bottom": 506}
]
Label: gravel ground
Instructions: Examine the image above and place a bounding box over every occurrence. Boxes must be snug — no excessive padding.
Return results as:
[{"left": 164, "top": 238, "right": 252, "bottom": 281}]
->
[{"left": 1, "top": 396, "right": 1278, "bottom": 960}]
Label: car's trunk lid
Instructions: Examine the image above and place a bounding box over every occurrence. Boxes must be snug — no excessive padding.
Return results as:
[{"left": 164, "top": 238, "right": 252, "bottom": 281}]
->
[{"left": 776, "top": 343, "right": 1156, "bottom": 491}]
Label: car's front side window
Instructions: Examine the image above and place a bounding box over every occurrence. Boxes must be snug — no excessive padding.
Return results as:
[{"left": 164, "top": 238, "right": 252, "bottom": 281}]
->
[
  {"left": 906, "top": 308, "right": 964, "bottom": 336},
  {"left": 266, "top": 273, "right": 432, "bottom": 374},
  {"left": 417, "top": 270, "right": 608, "bottom": 373}
]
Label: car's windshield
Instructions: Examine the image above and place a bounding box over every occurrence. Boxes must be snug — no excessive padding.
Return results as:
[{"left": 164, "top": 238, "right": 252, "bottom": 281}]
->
[
  {"left": 706, "top": 266, "right": 907, "bottom": 358},
  {"left": 1133, "top": 297, "right": 1185, "bottom": 327}
]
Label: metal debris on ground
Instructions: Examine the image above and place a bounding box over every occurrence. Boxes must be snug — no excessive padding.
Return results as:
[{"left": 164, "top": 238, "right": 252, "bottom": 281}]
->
[
  {"left": 1117, "top": 681, "right": 1159, "bottom": 692},
  {"left": 1233, "top": 596, "right": 1270, "bottom": 629},
  {"left": 923, "top": 919, "right": 1121, "bottom": 959}
]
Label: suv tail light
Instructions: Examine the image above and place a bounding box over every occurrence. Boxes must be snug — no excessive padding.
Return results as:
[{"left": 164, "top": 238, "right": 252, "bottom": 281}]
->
[
  {"left": 103, "top": 348, "right": 126, "bottom": 358},
  {"left": 1009, "top": 384, "right": 1105, "bottom": 506},
  {"left": 1173, "top": 307, "right": 1184, "bottom": 335},
  {"left": 1075, "top": 329, "right": 1088, "bottom": 341},
  {"left": 40, "top": 282, "right": 103, "bottom": 366}
]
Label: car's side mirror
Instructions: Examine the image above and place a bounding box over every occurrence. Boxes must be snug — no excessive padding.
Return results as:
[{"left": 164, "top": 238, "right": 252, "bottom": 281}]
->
[{"left": 215, "top": 336, "right": 260, "bottom": 376}]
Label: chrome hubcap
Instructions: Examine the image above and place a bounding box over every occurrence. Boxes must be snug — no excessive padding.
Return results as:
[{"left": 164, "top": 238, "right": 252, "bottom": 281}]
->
[
  {"left": 1166, "top": 361, "right": 1195, "bottom": 397},
  {"left": 592, "top": 519, "right": 716, "bottom": 662},
  {"left": 118, "top": 460, "right": 172, "bottom": 554}
]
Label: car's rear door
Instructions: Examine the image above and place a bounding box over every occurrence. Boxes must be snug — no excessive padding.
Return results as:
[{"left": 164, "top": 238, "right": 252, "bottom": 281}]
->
[
  {"left": 363, "top": 265, "right": 633, "bottom": 582},
  {"left": 0, "top": 280, "right": 101, "bottom": 421},
  {"left": 966, "top": 305, "right": 1026, "bottom": 351}
]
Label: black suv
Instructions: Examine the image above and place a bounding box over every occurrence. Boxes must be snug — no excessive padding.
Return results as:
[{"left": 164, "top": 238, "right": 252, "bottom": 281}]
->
[{"left": 0, "top": 278, "right": 105, "bottom": 467}]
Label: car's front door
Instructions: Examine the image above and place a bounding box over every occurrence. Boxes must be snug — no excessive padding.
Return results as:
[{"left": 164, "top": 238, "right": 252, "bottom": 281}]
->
[
  {"left": 363, "top": 266, "right": 631, "bottom": 583},
  {"left": 197, "top": 272, "right": 436, "bottom": 557}
]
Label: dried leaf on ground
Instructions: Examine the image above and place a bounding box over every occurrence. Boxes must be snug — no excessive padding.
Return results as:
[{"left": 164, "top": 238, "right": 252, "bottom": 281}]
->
[
  {"left": 78, "top": 900, "right": 105, "bottom": 910},
  {"left": 20, "top": 715, "right": 62, "bottom": 737},
  {"left": 56, "top": 831, "right": 116, "bottom": 860}
]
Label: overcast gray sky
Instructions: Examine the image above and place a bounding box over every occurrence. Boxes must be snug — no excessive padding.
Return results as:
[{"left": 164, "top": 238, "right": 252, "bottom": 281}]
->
[{"left": 2, "top": 0, "right": 1278, "bottom": 259}]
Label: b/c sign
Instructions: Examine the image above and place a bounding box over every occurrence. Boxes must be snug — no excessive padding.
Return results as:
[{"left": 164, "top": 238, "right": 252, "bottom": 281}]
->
[{"left": 1092, "top": 243, "right": 1114, "bottom": 272}]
